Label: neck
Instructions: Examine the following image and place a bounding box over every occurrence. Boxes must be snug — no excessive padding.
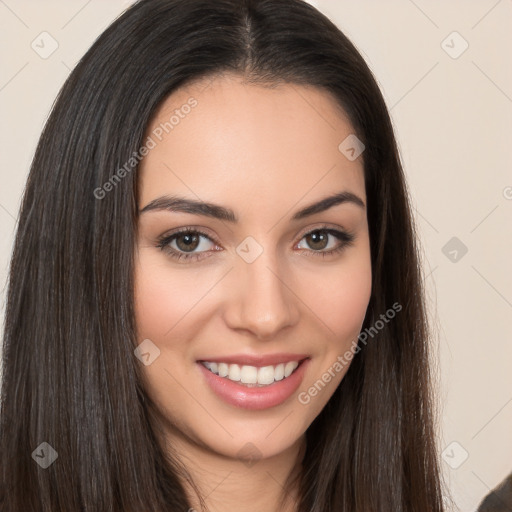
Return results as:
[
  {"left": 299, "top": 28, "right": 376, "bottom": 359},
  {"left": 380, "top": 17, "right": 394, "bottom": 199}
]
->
[{"left": 163, "top": 429, "right": 306, "bottom": 512}]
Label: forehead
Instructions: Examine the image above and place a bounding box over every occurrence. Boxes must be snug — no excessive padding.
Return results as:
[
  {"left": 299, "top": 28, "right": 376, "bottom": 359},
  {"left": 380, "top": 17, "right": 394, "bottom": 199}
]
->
[{"left": 138, "top": 73, "right": 365, "bottom": 212}]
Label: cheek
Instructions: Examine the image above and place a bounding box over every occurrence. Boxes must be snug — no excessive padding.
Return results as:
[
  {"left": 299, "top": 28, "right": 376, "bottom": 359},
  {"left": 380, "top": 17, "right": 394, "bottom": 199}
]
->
[
  {"left": 133, "top": 254, "right": 210, "bottom": 341},
  {"left": 134, "top": 262, "right": 176, "bottom": 340},
  {"left": 310, "top": 249, "right": 372, "bottom": 348}
]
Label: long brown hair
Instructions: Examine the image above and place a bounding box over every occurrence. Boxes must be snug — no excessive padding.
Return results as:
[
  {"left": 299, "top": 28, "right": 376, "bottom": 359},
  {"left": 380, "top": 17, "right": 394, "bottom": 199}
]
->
[{"left": 0, "top": 0, "right": 445, "bottom": 510}]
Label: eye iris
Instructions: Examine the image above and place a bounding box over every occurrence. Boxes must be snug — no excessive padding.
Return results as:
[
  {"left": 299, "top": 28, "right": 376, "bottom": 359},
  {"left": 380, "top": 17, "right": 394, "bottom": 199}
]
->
[
  {"left": 306, "top": 230, "right": 328, "bottom": 250},
  {"left": 176, "top": 233, "right": 200, "bottom": 252}
]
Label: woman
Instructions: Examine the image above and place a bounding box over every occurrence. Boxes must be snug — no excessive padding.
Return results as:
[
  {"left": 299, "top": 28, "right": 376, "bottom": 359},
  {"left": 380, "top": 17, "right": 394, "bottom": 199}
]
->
[{"left": 0, "top": 0, "right": 446, "bottom": 510}]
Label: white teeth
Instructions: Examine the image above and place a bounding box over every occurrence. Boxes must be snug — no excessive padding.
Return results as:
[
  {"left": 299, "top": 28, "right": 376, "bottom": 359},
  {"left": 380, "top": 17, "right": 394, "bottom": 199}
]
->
[
  {"left": 274, "top": 363, "right": 285, "bottom": 381},
  {"left": 218, "top": 362, "right": 229, "bottom": 377},
  {"left": 284, "top": 361, "right": 298, "bottom": 378},
  {"left": 228, "top": 364, "right": 241, "bottom": 381},
  {"left": 201, "top": 360, "right": 302, "bottom": 386},
  {"left": 257, "top": 366, "right": 275, "bottom": 385},
  {"left": 204, "top": 361, "right": 218, "bottom": 374},
  {"left": 240, "top": 365, "right": 258, "bottom": 384}
]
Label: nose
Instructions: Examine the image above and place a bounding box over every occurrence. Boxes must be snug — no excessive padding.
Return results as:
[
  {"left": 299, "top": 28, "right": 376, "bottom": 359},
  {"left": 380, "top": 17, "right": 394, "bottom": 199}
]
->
[{"left": 223, "top": 251, "right": 300, "bottom": 341}]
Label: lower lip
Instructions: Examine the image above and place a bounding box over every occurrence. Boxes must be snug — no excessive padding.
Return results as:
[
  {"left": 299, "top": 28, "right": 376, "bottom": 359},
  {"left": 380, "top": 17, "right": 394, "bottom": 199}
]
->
[{"left": 197, "top": 359, "right": 310, "bottom": 410}]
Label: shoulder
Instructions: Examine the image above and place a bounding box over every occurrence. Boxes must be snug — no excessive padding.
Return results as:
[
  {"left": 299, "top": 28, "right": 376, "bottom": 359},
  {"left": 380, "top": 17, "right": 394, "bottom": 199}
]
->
[{"left": 477, "top": 473, "right": 512, "bottom": 512}]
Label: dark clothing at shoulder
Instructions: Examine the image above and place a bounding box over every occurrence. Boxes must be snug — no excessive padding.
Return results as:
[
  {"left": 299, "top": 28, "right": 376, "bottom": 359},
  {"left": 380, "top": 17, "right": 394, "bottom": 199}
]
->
[{"left": 477, "top": 473, "right": 512, "bottom": 512}]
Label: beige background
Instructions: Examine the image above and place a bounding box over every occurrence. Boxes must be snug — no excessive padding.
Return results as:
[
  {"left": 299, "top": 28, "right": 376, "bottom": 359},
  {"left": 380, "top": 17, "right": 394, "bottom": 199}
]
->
[{"left": 0, "top": 1, "right": 511, "bottom": 510}]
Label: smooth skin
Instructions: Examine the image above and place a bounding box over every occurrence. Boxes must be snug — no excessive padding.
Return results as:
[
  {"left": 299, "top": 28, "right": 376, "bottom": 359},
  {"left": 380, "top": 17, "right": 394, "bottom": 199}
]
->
[{"left": 134, "top": 73, "right": 372, "bottom": 512}]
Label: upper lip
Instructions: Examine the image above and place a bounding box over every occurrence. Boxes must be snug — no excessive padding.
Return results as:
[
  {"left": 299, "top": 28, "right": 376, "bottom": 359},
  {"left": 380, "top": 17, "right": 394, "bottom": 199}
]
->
[{"left": 197, "top": 353, "right": 309, "bottom": 367}]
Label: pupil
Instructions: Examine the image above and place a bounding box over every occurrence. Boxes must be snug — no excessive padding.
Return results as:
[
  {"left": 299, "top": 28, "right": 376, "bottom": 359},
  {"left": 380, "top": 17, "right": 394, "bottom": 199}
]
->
[
  {"left": 308, "top": 231, "right": 327, "bottom": 250},
  {"left": 177, "top": 233, "right": 199, "bottom": 252}
]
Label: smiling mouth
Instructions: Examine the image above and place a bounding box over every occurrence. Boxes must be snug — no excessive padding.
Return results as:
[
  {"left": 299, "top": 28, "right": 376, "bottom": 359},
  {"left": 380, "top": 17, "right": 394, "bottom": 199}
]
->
[{"left": 199, "top": 359, "right": 307, "bottom": 387}]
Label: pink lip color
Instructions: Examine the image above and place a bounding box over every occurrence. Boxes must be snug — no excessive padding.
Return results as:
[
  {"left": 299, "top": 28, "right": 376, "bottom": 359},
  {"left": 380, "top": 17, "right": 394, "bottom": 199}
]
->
[{"left": 197, "top": 358, "right": 310, "bottom": 410}]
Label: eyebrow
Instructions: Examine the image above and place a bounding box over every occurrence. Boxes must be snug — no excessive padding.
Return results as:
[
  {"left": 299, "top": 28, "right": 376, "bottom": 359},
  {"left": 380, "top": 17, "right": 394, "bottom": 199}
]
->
[{"left": 139, "top": 191, "right": 365, "bottom": 222}]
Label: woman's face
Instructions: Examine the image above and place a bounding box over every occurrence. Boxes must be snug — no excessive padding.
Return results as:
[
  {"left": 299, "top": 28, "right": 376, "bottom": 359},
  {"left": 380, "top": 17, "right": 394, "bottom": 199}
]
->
[{"left": 134, "top": 73, "right": 372, "bottom": 461}]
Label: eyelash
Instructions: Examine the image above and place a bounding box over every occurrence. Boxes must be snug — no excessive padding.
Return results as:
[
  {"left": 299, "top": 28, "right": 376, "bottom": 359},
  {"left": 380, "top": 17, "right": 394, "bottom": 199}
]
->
[{"left": 156, "top": 225, "right": 355, "bottom": 262}]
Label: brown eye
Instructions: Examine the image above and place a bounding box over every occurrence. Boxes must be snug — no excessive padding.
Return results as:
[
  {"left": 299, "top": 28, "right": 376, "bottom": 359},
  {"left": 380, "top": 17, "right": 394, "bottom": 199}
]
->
[
  {"left": 174, "top": 232, "right": 201, "bottom": 252},
  {"left": 296, "top": 227, "right": 355, "bottom": 257},
  {"left": 156, "top": 228, "right": 219, "bottom": 262},
  {"left": 304, "top": 230, "right": 330, "bottom": 251}
]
